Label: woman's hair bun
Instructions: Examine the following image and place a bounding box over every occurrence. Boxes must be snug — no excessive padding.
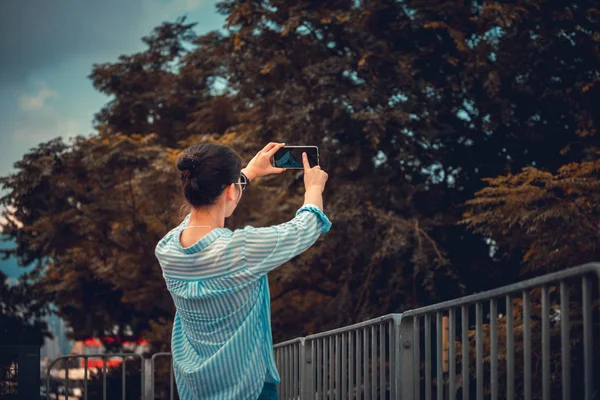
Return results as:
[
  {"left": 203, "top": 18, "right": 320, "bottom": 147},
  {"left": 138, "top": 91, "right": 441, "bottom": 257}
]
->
[
  {"left": 177, "top": 154, "right": 197, "bottom": 172},
  {"left": 177, "top": 143, "right": 242, "bottom": 207}
]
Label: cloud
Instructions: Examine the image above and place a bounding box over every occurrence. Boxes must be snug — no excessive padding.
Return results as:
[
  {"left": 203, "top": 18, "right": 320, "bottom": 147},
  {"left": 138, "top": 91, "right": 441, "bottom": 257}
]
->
[
  {"left": 0, "top": 0, "right": 222, "bottom": 178},
  {"left": 0, "top": 85, "right": 80, "bottom": 225},
  {"left": 19, "top": 87, "right": 58, "bottom": 111},
  {"left": 12, "top": 86, "right": 80, "bottom": 143},
  {"left": 12, "top": 114, "right": 81, "bottom": 144}
]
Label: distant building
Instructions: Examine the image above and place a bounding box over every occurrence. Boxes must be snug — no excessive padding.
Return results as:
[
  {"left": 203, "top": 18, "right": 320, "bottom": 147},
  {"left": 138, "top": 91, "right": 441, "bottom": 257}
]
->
[{"left": 41, "top": 313, "right": 73, "bottom": 360}]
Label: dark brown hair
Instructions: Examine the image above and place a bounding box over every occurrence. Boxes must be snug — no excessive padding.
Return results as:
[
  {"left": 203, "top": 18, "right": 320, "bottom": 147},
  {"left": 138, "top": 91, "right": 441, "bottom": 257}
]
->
[{"left": 177, "top": 143, "right": 242, "bottom": 207}]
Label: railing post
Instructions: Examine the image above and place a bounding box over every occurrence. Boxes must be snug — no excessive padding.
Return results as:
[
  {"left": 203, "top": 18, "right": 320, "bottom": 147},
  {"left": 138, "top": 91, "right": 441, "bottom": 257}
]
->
[
  {"left": 144, "top": 356, "right": 153, "bottom": 400},
  {"left": 398, "top": 315, "right": 415, "bottom": 400},
  {"left": 300, "top": 338, "right": 314, "bottom": 400}
]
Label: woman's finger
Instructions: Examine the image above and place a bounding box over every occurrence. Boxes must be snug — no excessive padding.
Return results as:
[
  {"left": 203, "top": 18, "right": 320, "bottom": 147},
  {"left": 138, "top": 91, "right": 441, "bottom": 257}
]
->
[
  {"left": 302, "top": 152, "right": 310, "bottom": 170},
  {"left": 265, "top": 143, "right": 286, "bottom": 157},
  {"left": 261, "top": 142, "right": 279, "bottom": 153}
]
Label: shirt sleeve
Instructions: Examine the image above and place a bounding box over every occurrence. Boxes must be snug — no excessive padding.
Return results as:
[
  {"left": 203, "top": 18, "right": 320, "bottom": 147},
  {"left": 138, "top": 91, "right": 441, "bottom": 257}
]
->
[{"left": 239, "top": 204, "right": 332, "bottom": 276}]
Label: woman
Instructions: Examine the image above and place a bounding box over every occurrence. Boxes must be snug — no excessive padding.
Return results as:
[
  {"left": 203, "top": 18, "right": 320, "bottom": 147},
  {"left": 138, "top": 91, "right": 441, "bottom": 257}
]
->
[{"left": 155, "top": 142, "right": 330, "bottom": 399}]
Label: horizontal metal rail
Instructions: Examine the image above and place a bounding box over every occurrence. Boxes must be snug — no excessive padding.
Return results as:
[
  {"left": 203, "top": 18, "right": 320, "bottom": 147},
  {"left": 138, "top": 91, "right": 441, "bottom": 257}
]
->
[{"left": 402, "top": 263, "right": 600, "bottom": 317}]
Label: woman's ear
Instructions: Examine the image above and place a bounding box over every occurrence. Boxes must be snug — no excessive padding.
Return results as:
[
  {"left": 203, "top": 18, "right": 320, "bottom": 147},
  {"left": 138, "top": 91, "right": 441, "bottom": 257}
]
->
[{"left": 226, "top": 183, "right": 237, "bottom": 201}]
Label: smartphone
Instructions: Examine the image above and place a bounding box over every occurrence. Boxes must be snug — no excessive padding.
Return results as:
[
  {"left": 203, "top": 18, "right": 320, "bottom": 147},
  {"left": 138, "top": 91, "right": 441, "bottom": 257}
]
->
[{"left": 271, "top": 146, "right": 319, "bottom": 169}]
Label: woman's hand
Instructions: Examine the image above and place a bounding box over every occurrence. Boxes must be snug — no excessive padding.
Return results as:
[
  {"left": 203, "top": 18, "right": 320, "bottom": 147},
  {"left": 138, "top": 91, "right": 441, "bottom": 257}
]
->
[
  {"left": 303, "top": 152, "right": 328, "bottom": 193},
  {"left": 302, "top": 152, "right": 327, "bottom": 210},
  {"left": 242, "top": 143, "right": 286, "bottom": 180}
]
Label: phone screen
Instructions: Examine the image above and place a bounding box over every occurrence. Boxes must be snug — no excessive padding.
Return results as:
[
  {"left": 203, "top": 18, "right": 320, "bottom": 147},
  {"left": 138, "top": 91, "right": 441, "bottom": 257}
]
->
[{"left": 272, "top": 146, "right": 319, "bottom": 169}]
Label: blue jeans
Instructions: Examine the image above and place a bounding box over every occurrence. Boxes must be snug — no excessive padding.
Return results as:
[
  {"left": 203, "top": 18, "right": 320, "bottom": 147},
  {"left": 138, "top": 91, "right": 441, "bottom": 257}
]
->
[{"left": 257, "top": 382, "right": 278, "bottom": 400}]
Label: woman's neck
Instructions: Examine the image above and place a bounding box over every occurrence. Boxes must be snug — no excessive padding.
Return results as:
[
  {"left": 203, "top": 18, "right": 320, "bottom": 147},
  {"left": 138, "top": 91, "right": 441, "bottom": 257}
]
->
[{"left": 188, "top": 205, "right": 225, "bottom": 228}]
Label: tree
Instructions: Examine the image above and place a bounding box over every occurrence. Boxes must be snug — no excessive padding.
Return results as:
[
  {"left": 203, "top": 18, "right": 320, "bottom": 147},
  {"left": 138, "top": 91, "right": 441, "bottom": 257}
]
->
[
  {"left": 463, "top": 159, "right": 600, "bottom": 273},
  {"left": 459, "top": 1, "right": 600, "bottom": 275},
  {"left": 2, "top": 0, "right": 599, "bottom": 347},
  {"left": 212, "top": 0, "right": 600, "bottom": 334},
  {"left": 89, "top": 18, "right": 235, "bottom": 147},
  {"left": 0, "top": 270, "right": 50, "bottom": 347},
  {"left": 0, "top": 134, "right": 182, "bottom": 345}
]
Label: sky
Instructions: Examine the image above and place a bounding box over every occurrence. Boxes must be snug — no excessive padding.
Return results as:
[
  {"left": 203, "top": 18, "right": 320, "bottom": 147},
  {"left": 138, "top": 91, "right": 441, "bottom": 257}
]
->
[{"left": 0, "top": 0, "right": 226, "bottom": 280}]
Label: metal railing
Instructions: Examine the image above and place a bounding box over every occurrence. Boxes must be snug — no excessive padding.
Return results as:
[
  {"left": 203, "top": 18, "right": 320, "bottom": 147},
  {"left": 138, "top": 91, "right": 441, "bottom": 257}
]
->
[
  {"left": 307, "top": 314, "right": 401, "bottom": 399},
  {"left": 275, "top": 314, "right": 402, "bottom": 399},
  {"left": 274, "top": 263, "right": 600, "bottom": 400},
  {"left": 45, "top": 263, "right": 600, "bottom": 399},
  {"left": 398, "top": 263, "right": 600, "bottom": 400},
  {"left": 150, "top": 352, "right": 175, "bottom": 400},
  {"left": 45, "top": 353, "right": 144, "bottom": 400},
  {"left": 274, "top": 338, "right": 305, "bottom": 399}
]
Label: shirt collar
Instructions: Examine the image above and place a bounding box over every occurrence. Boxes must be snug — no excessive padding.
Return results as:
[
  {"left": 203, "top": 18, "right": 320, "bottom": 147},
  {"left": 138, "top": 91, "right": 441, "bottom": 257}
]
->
[{"left": 175, "top": 226, "right": 229, "bottom": 254}]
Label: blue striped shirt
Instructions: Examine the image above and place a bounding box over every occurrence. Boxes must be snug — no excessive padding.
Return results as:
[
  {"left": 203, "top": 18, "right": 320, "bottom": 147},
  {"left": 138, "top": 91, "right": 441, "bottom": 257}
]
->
[{"left": 155, "top": 204, "right": 332, "bottom": 399}]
